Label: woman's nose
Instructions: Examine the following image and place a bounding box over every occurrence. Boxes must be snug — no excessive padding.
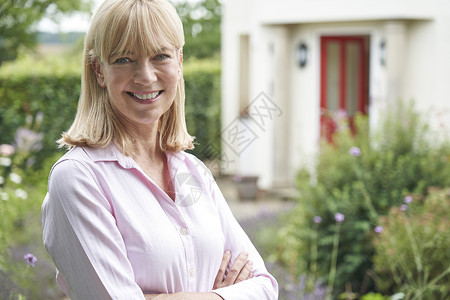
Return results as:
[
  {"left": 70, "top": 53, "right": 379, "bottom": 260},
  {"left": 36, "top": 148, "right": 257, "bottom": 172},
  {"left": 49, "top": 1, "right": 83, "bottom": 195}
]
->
[{"left": 134, "top": 60, "right": 157, "bottom": 85}]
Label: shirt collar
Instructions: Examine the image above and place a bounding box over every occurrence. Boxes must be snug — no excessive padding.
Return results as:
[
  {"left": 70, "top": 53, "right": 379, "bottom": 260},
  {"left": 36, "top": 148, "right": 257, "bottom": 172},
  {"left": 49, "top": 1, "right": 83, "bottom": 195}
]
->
[
  {"left": 82, "top": 144, "right": 134, "bottom": 169},
  {"left": 81, "top": 143, "right": 187, "bottom": 172}
]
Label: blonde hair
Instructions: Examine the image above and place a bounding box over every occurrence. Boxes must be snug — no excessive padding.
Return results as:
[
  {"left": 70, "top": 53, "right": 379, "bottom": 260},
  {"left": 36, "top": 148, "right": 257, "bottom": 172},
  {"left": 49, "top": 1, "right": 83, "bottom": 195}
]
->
[{"left": 59, "top": 0, "right": 194, "bottom": 155}]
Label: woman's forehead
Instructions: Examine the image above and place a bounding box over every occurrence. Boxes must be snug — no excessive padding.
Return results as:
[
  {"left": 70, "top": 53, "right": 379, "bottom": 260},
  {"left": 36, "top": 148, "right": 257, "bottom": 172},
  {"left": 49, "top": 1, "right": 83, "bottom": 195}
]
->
[
  {"left": 109, "top": 30, "right": 178, "bottom": 57},
  {"left": 110, "top": 45, "right": 177, "bottom": 58}
]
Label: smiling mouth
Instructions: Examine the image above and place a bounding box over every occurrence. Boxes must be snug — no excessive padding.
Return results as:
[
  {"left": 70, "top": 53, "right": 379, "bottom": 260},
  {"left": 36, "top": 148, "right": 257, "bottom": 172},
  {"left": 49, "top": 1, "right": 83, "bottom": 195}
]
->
[{"left": 127, "top": 91, "right": 162, "bottom": 101}]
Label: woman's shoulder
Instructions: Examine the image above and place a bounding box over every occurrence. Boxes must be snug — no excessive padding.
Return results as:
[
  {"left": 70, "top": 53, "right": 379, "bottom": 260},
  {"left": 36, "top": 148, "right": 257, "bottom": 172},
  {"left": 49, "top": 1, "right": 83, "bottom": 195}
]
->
[
  {"left": 49, "top": 146, "right": 106, "bottom": 179},
  {"left": 53, "top": 146, "right": 94, "bottom": 167},
  {"left": 54, "top": 144, "right": 121, "bottom": 166}
]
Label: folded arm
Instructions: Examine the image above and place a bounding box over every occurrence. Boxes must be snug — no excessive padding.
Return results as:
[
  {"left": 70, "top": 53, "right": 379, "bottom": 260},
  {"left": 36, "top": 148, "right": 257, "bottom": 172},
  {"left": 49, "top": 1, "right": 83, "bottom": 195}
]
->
[{"left": 145, "top": 251, "right": 253, "bottom": 299}]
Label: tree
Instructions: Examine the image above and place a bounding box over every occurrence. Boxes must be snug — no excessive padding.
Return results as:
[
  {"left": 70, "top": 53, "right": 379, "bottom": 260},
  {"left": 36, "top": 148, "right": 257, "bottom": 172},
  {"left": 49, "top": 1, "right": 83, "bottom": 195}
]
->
[
  {"left": 0, "top": 0, "right": 92, "bottom": 65},
  {"left": 171, "top": 0, "right": 221, "bottom": 60}
]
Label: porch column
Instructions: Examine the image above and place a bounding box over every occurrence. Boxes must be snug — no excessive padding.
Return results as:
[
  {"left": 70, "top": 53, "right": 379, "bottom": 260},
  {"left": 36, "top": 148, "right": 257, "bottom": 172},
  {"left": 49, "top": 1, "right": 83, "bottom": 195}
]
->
[{"left": 385, "top": 21, "right": 407, "bottom": 104}]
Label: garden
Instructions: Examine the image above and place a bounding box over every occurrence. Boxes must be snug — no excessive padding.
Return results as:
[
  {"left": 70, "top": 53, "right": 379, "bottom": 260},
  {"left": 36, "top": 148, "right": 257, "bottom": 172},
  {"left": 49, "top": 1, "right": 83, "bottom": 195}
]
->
[
  {"left": 1, "top": 1, "right": 449, "bottom": 297},
  {"left": 1, "top": 48, "right": 449, "bottom": 299},
  {"left": 245, "top": 104, "right": 450, "bottom": 299}
]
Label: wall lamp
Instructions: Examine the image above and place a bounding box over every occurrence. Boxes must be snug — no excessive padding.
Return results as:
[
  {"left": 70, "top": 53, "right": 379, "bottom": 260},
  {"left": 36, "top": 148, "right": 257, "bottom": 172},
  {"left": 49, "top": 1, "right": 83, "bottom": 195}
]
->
[
  {"left": 296, "top": 42, "right": 308, "bottom": 68},
  {"left": 379, "top": 40, "right": 386, "bottom": 66}
]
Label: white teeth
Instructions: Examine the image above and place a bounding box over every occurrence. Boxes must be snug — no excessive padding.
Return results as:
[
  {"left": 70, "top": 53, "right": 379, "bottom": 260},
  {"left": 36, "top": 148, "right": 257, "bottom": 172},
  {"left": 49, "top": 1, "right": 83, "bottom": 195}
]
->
[{"left": 132, "top": 91, "right": 160, "bottom": 100}]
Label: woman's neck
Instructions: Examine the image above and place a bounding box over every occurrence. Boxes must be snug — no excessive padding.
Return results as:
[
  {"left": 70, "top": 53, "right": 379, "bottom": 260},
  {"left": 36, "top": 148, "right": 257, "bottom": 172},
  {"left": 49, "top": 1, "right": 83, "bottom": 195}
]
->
[{"left": 126, "top": 121, "right": 161, "bottom": 160}]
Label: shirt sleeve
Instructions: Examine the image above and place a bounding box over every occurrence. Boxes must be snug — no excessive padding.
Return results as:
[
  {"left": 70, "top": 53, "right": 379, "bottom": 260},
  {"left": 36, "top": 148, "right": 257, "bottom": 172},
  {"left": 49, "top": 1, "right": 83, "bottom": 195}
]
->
[
  {"left": 209, "top": 178, "right": 279, "bottom": 300},
  {"left": 42, "top": 159, "right": 146, "bottom": 300}
]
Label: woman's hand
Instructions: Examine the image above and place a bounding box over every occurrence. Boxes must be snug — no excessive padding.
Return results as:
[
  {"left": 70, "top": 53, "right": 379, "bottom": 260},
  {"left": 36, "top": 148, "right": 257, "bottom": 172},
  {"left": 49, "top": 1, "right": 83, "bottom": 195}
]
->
[
  {"left": 144, "top": 251, "right": 254, "bottom": 299},
  {"left": 213, "top": 251, "right": 253, "bottom": 289},
  {"left": 145, "top": 293, "right": 222, "bottom": 299}
]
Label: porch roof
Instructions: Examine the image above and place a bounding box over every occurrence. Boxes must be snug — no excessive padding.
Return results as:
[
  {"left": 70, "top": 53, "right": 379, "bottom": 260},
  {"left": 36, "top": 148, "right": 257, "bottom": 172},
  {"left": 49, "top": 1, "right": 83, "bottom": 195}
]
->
[{"left": 257, "top": 0, "right": 435, "bottom": 25}]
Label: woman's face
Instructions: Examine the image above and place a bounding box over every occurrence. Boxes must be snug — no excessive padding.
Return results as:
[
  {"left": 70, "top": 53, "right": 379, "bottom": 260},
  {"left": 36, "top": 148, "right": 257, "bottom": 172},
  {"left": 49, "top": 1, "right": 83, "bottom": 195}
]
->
[{"left": 97, "top": 47, "right": 182, "bottom": 128}]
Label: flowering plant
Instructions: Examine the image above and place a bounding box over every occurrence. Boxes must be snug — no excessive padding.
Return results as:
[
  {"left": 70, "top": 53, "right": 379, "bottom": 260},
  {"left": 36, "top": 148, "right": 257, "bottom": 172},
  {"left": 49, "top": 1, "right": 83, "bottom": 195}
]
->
[
  {"left": 0, "top": 113, "right": 50, "bottom": 299},
  {"left": 0, "top": 114, "right": 43, "bottom": 220},
  {"left": 277, "top": 102, "right": 450, "bottom": 298},
  {"left": 373, "top": 189, "right": 450, "bottom": 299}
]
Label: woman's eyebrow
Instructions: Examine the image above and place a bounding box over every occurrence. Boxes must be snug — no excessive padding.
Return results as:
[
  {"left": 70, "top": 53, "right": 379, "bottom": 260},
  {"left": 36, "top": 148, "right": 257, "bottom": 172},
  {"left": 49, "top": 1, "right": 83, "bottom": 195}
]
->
[
  {"left": 153, "top": 47, "right": 173, "bottom": 54},
  {"left": 110, "top": 50, "right": 134, "bottom": 58}
]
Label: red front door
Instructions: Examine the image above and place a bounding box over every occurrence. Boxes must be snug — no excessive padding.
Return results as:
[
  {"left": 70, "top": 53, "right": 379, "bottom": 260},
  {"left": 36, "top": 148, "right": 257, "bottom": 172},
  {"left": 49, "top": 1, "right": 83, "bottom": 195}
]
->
[{"left": 320, "top": 35, "right": 369, "bottom": 142}]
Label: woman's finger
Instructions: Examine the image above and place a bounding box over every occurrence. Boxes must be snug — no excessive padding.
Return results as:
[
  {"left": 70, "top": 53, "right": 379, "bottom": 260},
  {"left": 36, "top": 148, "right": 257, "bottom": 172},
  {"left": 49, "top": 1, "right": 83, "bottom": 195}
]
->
[
  {"left": 222, "top": 251, "right": 249, "bottom": 286},
  {"left": 235, "top": 260, "right": 253, "bottom": 283},
  {"left": 213, "top": 250, "right": 232, "bottom": 289}
]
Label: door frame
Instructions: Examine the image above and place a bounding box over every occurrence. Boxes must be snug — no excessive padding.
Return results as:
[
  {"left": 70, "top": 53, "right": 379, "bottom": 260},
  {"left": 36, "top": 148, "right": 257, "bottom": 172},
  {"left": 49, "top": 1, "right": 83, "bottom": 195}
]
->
[{"left": 320, "top": 35, "right": 369, "bottom": 140}]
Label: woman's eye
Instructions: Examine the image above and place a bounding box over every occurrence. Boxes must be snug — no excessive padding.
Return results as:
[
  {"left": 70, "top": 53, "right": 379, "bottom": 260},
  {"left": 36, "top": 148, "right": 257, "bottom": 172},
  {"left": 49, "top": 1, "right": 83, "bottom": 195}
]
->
[
  {"left": 114, "top": 57, "right": 131, "bottom": 64},
  {"left": 154, "top": 54, "right": 170, "bottom": 61}
]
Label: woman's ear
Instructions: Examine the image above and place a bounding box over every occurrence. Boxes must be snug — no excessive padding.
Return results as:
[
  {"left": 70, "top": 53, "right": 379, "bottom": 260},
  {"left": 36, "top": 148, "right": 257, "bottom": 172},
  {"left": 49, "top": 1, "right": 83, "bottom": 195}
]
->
[
  {"left": 91, "top": 58, "right": 106, "bottom": 88},
  {"left": 177, "top": 49, "right": 183, "bottom": 78},
  {"left": 178, "top": 49, "right": 183, "bottom": 67}
]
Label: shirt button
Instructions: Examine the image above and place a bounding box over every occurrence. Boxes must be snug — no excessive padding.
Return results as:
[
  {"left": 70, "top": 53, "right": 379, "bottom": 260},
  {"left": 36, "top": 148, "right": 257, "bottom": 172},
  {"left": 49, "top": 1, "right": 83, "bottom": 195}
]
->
[
  {"left": 189, "top": 268, "right": 195, "bottom": 276},
  {"left": 180, "top": 227, "right": 188, "bottom": 235}
]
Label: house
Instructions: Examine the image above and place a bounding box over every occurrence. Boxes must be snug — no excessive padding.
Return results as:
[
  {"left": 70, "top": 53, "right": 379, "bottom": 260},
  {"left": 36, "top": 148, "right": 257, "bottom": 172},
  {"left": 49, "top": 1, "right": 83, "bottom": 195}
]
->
[{"left": 220, "top": 0, "right": 450, "bottom": 190}]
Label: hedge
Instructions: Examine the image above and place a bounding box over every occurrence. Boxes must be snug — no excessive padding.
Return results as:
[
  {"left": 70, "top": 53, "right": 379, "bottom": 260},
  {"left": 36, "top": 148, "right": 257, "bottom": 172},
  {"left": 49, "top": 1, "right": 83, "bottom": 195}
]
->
[
  {"left": 0, "top": 56, "right": 221, "bottom": 165},
  {"left": 183, "top": 58, "right": 221, "bottom": 160}
]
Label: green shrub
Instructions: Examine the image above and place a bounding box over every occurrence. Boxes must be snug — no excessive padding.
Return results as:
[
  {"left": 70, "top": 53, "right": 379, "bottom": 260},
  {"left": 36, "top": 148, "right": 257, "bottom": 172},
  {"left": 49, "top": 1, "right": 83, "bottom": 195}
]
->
[
  {"left": 373, "top": 188, "right": 450, "bottom": 299},
  {"left": 360, "top": 293, "right": 388, "bottom": 300},
  {"left": 0, "top": 55, "right": 82, "bottom": 168},
  {"left": 183, "top": 58, "right": 221, "bottom": 160},
  {"left": 276, "top": 102, "right": 450, "bottom": 297},
  {"left": 0, "top": 55, "right": 221, "bottom": 165}
]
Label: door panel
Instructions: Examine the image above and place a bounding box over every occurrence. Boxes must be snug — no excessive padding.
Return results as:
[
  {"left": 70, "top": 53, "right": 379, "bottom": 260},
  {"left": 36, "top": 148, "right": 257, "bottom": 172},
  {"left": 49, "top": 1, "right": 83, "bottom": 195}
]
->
[
  {"left": 346, "top": 42, "right": 359, "bottom": 117},
  {"left": 320, "top": 36, "right": 369, "bottom": 142},
  {"left": 326, "top": 42, "right": 340, "bottom": 113}
]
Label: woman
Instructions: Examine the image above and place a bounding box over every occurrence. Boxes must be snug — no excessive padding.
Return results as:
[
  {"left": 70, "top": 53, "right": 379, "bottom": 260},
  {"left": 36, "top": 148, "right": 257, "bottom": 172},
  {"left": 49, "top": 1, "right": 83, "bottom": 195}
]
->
[{"left": 42, "top": 0, "right": 278, "bottom": 299}]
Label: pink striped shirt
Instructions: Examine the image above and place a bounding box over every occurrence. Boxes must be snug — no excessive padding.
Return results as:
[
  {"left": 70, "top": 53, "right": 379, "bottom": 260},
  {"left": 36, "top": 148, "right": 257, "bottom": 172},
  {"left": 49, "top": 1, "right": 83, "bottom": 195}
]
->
[{"left": 42, "top": 144, "right": 278, "bottom": 299}]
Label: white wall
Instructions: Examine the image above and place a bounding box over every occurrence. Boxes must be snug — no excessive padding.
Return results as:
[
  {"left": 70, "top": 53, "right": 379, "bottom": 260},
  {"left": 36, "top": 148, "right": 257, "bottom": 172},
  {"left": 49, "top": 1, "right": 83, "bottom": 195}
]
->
[
  {"left": 220, "top": 0, "right": 252, "bottom": 175},
  {"left": 402, "top": 12, "right": 450, "bottom": 139},
  {"left": 222, "top": 0, "right": 450, "bottom": 189},
  {"left": 252, "top": 0, "right": 434, "bottom": 24}
]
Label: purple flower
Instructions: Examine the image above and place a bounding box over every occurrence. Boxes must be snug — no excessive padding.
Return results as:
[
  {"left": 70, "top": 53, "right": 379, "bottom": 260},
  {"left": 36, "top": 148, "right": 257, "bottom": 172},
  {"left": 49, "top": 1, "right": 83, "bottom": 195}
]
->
[
  {"left": 334, "top": 212, "right": 345, "bottom": 223},
  {"left": 14, "top": 128, "right": 43, "bottom": 153},
  {"left": 374, "top": 225, "right": 384, "bottom": 233},
  {"left": 313, "top": 216, "right": 322, "bottom": 224},
  {"left": 404, "top": 195, "right": 413, "bottom": 204},
  {"left": 0, "top": 144, "right": 15, "bottom": 156},
  {"left": 400, "top": 204, "right": 409, "bottom": 211},
  {"left": 24, "top": 253, "right": 37, "bottom": 267},
  {"left": 349, "top": 147, "right": 361, "bottom": 157}
]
